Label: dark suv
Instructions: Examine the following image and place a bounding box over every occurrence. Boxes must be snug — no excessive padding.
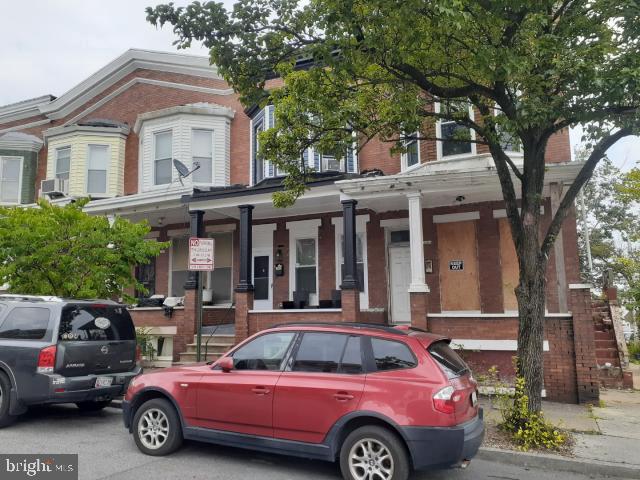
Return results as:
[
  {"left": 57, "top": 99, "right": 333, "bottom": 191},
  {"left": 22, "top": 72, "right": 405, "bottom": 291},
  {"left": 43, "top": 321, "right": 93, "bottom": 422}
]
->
[
  {"left": 0, "top": 295, "right": 141, "bottom": 426},
  {"left": 124, "top": 323, "right": 483, "bottom": 480}
]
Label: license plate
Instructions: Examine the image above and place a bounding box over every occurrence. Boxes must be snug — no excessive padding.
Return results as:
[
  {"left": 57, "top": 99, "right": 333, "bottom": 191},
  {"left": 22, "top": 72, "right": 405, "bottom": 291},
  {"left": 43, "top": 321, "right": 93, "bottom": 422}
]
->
[
  {"left": 95, "top": 376, "right": 113, "bottom": 388},
  {"left": 471, "top": 390, "right": 478, "bottom": 406}
]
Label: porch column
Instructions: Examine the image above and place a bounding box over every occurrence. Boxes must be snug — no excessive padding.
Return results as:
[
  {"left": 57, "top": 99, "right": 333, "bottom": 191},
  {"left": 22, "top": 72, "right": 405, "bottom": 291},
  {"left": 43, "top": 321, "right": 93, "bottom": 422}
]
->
[
  {"left": 407, "top": 192, "right": 429, "bottom": 330},
  {"left": 550, "top": 183, "right": 568, "bottom": 312},
  {"left": 235, "top": 205, "right": 254, "bottom": 343},
  {"left": 340, "top": 199, "right": 360, "bottom": 322}
]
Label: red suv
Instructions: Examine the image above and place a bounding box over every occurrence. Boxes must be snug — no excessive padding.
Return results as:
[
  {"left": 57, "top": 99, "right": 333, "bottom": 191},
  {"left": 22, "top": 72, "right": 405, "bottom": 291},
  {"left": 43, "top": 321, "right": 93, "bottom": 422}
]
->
[{"left": 123, "top": 323, "right": 484, "bottom": 480}]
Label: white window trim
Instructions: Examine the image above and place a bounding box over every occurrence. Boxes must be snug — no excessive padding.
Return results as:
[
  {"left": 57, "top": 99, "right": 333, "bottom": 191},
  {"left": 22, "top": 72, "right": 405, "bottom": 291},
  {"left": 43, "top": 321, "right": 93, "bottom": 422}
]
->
[
  {"left": 0, "top": 156, "right": 23, "bottom": 205},
  {"left": 435, "top": 102, "right": 477, "bottom": 161},
  {"left": 191, "top": 128, "right": 215, "bottom": 185},
  {"left": 400, "top": 132, "right": 421, "bottom": 172},
  {"left": 152, "top": 129, "right": 173, "bottom": 188},
  {"left": 331, "top": 214, "right": 370, "bottom": 310},
  {"left": 287, "top": 219, "right": 321, "bottom": 306},
  {"left": 85, "top": 144, "right": 110, "bottom": 195}
]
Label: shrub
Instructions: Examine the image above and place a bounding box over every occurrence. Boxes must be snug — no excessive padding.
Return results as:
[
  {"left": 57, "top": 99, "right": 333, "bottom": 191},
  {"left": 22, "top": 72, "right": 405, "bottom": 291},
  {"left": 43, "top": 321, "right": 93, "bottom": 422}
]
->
[
  {"left": 628, "top": 340, "right": 640, "bottom": 363},
  {"left": 499, "top": 377, "right": 566, "bottom": 451},
  {"left": 135, "top": 327, "right": 157, "bottom": 361}
]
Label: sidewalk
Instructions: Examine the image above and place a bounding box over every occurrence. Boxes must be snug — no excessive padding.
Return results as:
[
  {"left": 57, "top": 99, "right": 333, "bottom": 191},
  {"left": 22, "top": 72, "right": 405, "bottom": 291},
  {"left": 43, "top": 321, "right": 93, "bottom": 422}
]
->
[{"left": 480, "top": 388, "right": 640, "bottom": 478}]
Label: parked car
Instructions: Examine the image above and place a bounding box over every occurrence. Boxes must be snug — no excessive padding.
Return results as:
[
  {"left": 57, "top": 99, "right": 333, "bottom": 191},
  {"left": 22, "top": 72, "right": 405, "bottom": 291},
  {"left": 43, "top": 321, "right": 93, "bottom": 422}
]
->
[
  {"left": 0, "top": 295, "right": 142, "bottom": 426},
  {"left": 123, "top": 323, "right": 483, "bottom": 480}
]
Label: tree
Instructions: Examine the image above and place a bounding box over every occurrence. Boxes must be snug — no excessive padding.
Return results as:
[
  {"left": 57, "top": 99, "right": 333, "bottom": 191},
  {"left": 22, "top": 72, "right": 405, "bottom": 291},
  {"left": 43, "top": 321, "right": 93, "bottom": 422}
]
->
[
  {"left": 0, "top": 199, "right": 168, "bottom": 300},
  {"left": 576, "top": 153, "right": 639, "bottom": 285},
  {"left": 147, "top": 0, "right": 640, "bottom": 410}
]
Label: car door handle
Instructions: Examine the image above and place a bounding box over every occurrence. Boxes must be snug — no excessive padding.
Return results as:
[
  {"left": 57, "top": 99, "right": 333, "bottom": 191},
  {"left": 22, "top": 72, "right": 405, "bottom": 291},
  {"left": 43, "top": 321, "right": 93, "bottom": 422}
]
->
[
  {"left": 252, "top": 386, "right": 270, "bottom": 395},
  {"left": 334, "top": 391, "right": 354, "bottom": 401}
]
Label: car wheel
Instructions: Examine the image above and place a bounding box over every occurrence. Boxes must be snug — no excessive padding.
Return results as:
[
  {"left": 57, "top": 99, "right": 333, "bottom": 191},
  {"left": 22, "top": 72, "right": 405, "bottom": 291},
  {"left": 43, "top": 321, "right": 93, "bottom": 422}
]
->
[
  {"left": 76, "top": 400, "right": 112, "bottom": 412},
  {"left": 340, "top": 426, "right": 410, "bottom": 480},
  {"left": 0, "top": 372, "right": 17, "bottom": 428},
  {"left": 132, "top": 398, "right": 183, "bottom": 456}
]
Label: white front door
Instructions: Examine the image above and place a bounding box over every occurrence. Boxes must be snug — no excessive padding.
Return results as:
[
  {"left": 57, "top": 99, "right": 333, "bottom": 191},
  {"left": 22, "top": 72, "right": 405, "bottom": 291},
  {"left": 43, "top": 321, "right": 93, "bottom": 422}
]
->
[
  {"left": 389, "top": 246, "right": 411, "bottom": 324},
  {"left": 252, "top": 250, "right": 272, "bottom": 310}
]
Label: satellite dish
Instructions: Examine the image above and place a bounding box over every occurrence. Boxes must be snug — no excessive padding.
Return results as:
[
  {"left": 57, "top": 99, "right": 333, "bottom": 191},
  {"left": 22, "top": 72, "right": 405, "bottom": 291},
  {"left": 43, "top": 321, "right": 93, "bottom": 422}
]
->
[{"left": 173, "top": 159, "right": 201, "bottom": 185}]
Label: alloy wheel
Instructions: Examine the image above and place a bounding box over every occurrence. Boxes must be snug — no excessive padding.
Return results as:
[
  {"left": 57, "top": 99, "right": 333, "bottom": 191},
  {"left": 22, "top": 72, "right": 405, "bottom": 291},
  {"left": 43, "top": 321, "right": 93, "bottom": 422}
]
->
[
  {"left": 138, "top": 408, "right": 170, "bottom": 450},
  {"left": 348, "top": 438, "right": 394, "bottom": 480}
]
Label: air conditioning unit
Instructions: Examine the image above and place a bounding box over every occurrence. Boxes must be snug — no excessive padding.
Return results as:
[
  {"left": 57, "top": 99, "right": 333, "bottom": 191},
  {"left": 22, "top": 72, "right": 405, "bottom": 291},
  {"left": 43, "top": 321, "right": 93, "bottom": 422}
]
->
[{"left": 40, "top": 178, "right": 69, "bottom": 198}]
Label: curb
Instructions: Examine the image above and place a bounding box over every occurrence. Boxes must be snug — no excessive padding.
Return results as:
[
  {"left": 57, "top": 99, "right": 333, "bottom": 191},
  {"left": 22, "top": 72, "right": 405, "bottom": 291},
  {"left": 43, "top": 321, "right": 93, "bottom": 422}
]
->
[{"left": 478, "top": 447, "right": 640, "bottom": 479}]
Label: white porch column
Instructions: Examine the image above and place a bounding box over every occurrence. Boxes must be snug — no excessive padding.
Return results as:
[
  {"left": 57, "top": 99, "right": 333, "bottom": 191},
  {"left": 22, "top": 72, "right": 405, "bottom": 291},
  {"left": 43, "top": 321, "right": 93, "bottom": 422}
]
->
[{"left": 407, "top": 192, "right": 429, "bottom": 293}]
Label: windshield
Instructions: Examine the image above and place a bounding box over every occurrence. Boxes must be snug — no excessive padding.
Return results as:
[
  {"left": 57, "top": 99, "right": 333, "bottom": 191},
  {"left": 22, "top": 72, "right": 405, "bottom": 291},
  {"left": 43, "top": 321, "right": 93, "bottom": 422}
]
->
[{"left": 428, "top": 340, "right": 469, "bottom": 379}]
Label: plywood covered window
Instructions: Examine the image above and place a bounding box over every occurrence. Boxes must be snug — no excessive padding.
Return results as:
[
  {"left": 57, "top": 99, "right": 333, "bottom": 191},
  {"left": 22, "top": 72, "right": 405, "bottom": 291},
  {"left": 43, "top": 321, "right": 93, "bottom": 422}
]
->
[
  {"left": 436, "top": 220, "right": 481, "bottom": 311},
  {"left": 498, "top": 218, "right": 519, "bottom": 311}
]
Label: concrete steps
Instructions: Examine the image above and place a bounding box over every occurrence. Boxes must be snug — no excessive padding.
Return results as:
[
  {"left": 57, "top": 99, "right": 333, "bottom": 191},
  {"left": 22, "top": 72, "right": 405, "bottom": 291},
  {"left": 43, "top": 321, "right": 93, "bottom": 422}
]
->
[{"left": 177, "top": 333, "right": 235, "bottom": 364}]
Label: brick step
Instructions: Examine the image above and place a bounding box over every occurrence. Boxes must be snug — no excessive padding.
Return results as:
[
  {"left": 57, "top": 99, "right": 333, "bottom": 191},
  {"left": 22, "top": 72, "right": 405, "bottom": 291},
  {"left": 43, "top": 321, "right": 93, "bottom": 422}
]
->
[
  {"left": 184, "top": 343, "right": 232, "bottom": 354},
  {"left": 595, "top": 339, "right": 617, "bottom": 348},
  {"left": 594, "top": 331, "right": 613, "bottom": 340},
  {"left": 193, "top": 334, "right": 235, "bottom": 344},
  {"left": 596, "top": 349, "right": 620, "bottom": 360},
  {"left": 177, "top": 351, "right": 223, "bottom": 363}
]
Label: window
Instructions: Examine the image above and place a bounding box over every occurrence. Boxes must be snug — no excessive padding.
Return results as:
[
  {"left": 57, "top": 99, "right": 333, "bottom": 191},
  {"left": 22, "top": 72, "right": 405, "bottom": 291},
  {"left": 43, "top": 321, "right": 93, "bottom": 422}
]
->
[
  {"left": 0, "top": 156, "right": 22, "bottom": 203},
  {"left": 0, "top": 307, "right": 50, "bottom": 340},
  {"left": 206, "top": 232, "right": 233, "bottom": 304},
  {"left": 232, "top": 332, "right": 295, "bottom": 370},
  {"left": 135, "top": 261, "right": 156, "bottom": 297},
  {"left": 87, "top": 144, "right": 108, "bottom": 194},
  {"left": 58, "top": 305, "right": 135, "bottom": 342},
  {"left": 305, "top": 145, "right": 358, "bottom": 174},
  {"left": 192, "top": 129, "right": 213, "bottom": 183},
  {"left": 339, "top": 233, "right": 365, "bottom": 291},
  {"left": 439, "top": 102, "right": 473, "bottom": 157},
  {"left": 371, "top": 338, "right": 417, "bottom": 371},
  {"left": 154, "top": 131, "right": 172, "bottom": 185},
  {"left": 252, "top": 106, "right": 276, "bottom": 184},
  {"left": 56, "top": 147, "right": 71, "bottom": 181},
  {"left": 390, "top": 230, "right": 410, "bottom": 244},
  {"left": 495, "top": 112, "right": 521, "bottom": 153},
  {"left": 428, "top": 340, "right": 469, "bottom": 379},
  {"left": 170, "top": 236, "right": 189, "bottom": 297},
  {"left": 292, "top": 333, "right": 363, "bottom": 374},
  {"left": 295, "top": 238, "right": 317, "bottom": 295},
  {"left": 401, "top": 133, "right": 420, "bottom": 170}
]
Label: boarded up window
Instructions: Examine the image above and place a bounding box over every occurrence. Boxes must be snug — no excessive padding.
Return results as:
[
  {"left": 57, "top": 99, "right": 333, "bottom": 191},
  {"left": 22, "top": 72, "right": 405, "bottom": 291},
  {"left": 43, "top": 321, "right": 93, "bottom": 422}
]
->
[
  {"left": 436, "top": 220, "right": 480, "bottom": 311},
  {"left": 499, "top": 218, "right": 519, "bottom": 311}
]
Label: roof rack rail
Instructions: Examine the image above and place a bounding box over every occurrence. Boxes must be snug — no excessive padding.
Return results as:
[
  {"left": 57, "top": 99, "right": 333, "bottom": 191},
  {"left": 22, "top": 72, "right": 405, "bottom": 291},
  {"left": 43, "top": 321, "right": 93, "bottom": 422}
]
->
[
  {"left": 0, "top": 294, "right": 64, "bottom": 302},
  {"left": 271, "top": 322, "right": 407, "bottom": 335}
]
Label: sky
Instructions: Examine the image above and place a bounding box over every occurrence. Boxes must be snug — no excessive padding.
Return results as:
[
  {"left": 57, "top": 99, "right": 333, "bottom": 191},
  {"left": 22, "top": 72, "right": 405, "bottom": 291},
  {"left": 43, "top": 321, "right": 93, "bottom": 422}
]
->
[{"left": 1, "top": 0, "right": 638, "bottom": 170}]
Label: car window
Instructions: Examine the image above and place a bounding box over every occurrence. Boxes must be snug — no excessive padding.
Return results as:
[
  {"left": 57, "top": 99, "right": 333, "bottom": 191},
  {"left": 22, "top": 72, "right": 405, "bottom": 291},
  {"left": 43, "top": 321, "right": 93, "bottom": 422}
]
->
[
  {"left": 59, "top": 305, "right": 135, "bottom": 341},
  {"left": 340, "top": 336, "right": 364, "bottom": 374},
  {"left": 292, "top": 332, "right": 348, "bottom": 373},
  {"left": 371, "top": 338, "right": 417, "bottom": 371},
  {"left": 232, "top": 332, "right": 295, "bottom": 371},
  {"left": 428, "top": 340, "right": 469, "bottom": 379},
  {"left": 0, "top": 307, "right": 50, "bottom": 340}
]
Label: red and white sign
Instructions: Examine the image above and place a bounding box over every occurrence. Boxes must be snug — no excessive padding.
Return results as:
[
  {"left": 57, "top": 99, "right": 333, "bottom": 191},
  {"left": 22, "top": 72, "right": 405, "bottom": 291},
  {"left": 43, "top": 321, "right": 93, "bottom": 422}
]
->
[{"left": 188, "top": 237, "right": 215, "bottom": 271}]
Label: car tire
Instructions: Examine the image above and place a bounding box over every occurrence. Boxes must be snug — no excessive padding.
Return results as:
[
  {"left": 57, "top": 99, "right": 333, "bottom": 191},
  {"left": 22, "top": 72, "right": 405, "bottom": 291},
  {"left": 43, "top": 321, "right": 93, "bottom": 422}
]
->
[
  {"left": 340, "top": 425, "right": 410, "bottom": 480},
  {"left": 132, "top": 398, "right": 183, "bottom": 456},
  {"left": 0, "top": 372, "right": 17, "bottom": 428},
  {"left": 76, "top": 400, "right": 112, "bottom": 412}
]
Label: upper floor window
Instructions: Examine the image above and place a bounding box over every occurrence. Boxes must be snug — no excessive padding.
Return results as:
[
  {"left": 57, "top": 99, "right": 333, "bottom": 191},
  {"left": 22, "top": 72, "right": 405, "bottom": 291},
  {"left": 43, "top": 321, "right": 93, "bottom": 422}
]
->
[
  {"left": 56, "top": 147, "right": 71, "bottom": 182},
  {"left": 401, "top": 132, "right": 420, "bottom": 170},
  {"left": 304, "top": 144, "right": 358, "bottom": 174},
  {"left": 0, "top": 156, "right": 22, "bottom": 204},
  {"left": 154, "top": 131, "right": 173, "bottom": 186},
  {"left": 87, "top": 145, "right": 108, "bottom": 194},
  {"left": 494, "top": 109, "right": 521, "bottom": 153},
  {"left": 252, "top": 105, "right": 275, "bottom": 184},
  {"left": 438, "top": 101, "right": 474, "bottom": 158},
  {"left": 192, "top": 129, "right": 213, "bottom": 184}
]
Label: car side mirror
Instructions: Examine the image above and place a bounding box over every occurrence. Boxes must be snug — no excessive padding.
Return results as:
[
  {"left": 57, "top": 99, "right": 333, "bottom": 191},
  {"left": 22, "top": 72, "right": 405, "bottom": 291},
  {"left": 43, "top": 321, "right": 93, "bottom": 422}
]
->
[{"left": 217, "top": 356, "right": 234, "bottom": 372}]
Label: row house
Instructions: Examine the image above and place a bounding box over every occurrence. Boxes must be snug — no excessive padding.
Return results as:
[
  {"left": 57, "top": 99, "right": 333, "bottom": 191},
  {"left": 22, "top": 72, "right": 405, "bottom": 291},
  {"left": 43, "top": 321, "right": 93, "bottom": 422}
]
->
[{"left": 0, "top": 49, "right": 599, "bottom": 403}]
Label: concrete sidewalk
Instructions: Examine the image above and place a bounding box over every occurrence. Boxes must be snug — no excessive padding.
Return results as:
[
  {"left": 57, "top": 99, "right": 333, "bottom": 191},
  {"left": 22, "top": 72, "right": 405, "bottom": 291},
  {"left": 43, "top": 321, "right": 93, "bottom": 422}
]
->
[{"left": 481, "top": 388, "right": 640, "bottom": 478}]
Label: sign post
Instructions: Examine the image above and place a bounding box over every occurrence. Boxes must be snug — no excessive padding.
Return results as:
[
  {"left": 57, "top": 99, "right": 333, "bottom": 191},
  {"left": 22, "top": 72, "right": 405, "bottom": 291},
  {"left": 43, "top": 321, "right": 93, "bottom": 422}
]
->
[{"left": 188, "top": 237, "right": 215, "bottom": 361}]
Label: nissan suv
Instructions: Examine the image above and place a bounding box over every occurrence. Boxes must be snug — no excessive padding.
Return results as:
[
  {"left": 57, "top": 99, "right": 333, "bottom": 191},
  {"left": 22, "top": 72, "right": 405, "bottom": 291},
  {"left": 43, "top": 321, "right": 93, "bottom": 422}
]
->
[
  {"left": 0, "top": 295, "right": 141, "bottom": 426},
  {"left": 123, "top": 323, "right": 483, "bottom": 480}
]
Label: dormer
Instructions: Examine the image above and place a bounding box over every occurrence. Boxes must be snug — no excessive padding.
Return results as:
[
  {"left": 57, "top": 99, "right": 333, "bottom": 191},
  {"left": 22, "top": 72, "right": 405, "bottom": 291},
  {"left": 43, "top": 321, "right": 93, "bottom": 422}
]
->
[
  {"left": 133, "top": 103, "right": 235, "bottom": 193},
  {"left": 43, "top": 119, "right": 129, "bottom": 198}
]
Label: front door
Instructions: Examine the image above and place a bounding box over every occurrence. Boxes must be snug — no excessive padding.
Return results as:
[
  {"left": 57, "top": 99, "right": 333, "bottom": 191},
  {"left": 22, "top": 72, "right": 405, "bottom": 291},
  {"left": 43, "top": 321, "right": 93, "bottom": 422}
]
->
[
  {"left": 253, "top": 252, "right": 272, "bottom": 310},
  {"left": 389, "top": 246, "right": 411, "bottom": 324},
  {"left": 193, "top": 331, "right": 296, "bottom": 437}
]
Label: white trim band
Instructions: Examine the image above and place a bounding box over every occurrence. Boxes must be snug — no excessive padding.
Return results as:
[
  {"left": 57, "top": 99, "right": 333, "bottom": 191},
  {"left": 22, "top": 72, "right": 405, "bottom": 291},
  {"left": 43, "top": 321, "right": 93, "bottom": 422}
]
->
[{"left": 433, "top": 211, "right": 480, "bottom": 223}]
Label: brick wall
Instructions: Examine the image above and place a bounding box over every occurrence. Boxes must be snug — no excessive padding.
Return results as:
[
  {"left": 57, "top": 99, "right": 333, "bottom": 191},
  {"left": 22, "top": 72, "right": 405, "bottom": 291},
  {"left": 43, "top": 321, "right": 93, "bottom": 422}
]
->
[{"left": 569, "top": 285, "right": 600, "bottom": 403}]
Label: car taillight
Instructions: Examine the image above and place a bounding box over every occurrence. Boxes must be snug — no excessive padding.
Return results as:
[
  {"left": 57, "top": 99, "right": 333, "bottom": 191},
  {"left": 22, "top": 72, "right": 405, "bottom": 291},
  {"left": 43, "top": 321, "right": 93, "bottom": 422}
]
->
[
  {"left": 37, "top": 345, "right": 57, "bottom": 373},
  {"left": 433, "top": 385, "right": 457, "bottom": 414}
]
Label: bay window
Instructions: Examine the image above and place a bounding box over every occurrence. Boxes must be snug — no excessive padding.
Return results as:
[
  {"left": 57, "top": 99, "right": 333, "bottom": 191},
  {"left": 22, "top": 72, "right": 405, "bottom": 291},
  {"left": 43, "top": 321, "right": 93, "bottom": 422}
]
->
[
  {"left": 0, "top": 157, "right": 22, "bottom": 204},
  {"left": 438, "top": 101, "right": 473, "bottom": 158},
  {"left": 87, "top": 145, "right": 108, "bottom": 194},
  {"left": 154, "top": 131, "right": 172, "bottom": 185},
  {"left": 192, "top": 129, "right": 213, "bottom": 184},
  {"left": 401, "top": 132, "right": 420, "bottom": 170},
  {"left": 56, "top": 147, "right": 71, "bottom": 182}
]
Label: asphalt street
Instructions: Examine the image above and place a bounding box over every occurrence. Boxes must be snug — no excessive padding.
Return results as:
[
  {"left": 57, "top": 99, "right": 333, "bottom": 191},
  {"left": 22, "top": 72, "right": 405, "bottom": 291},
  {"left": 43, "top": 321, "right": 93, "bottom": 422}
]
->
[{"left": 0, "top": 404, "right": 630, "bottom": 480}]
